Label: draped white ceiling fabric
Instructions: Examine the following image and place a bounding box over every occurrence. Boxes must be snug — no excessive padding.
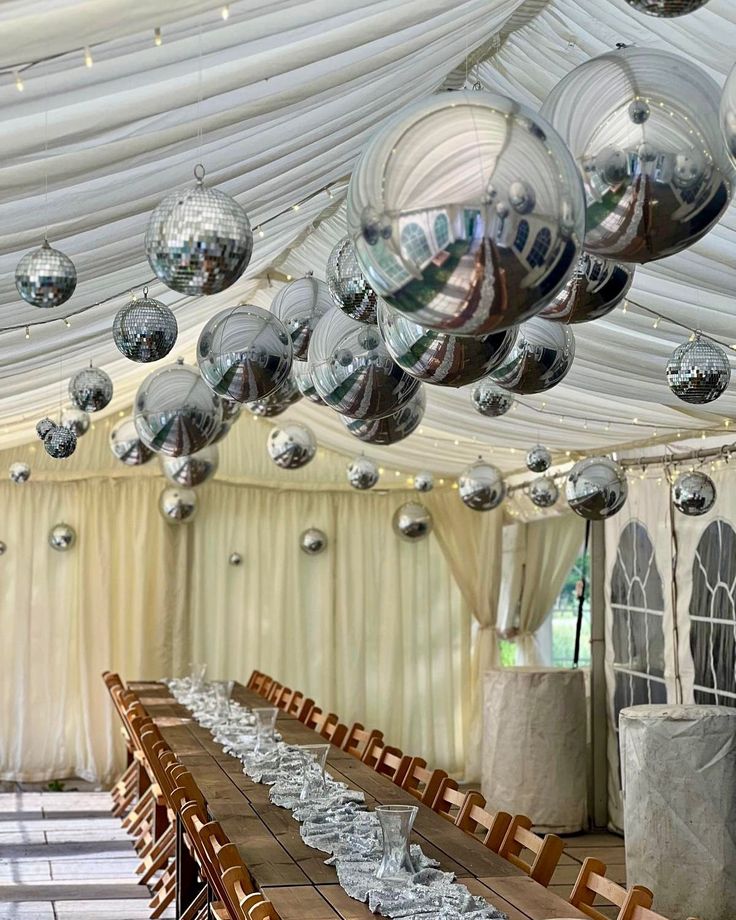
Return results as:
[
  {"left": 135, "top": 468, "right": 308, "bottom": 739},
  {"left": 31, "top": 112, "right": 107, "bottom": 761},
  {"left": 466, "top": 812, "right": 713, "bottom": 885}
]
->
[{"left": 1, "top": 0, "right": 736, "bottom": 477}]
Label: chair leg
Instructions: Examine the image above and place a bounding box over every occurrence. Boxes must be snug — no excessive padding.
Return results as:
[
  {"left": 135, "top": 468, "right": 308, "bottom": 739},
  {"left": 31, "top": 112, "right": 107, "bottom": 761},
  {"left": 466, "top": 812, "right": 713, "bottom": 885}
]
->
[
  {"left": 123, "top": 786, "right": 154, "bottom": 833},
  {"left": 179, "top": 886, "right": 207, "bottom": 920},
  {"left": 137, "top": 823, "right": 175, "bottom": 884},
  {"left": 111, "top": 781, "right": 137, "bottom": 818},
  {"left": 148, "top": 864, "right": 176, "bottom": 918}
]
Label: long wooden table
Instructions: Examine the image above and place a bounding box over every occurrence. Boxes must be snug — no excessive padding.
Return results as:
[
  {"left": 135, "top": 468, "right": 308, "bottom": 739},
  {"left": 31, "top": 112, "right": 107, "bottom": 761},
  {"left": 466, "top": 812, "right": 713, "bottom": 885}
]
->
[{"left": 130, "top": 681, "right": 587, "bottom": 920}]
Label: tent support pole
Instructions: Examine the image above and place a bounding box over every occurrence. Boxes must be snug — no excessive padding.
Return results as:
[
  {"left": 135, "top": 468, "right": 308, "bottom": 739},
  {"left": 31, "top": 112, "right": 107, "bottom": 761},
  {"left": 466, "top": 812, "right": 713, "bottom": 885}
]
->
[{"left": 589, "top": 519, "right": 608, "bottom": 830}]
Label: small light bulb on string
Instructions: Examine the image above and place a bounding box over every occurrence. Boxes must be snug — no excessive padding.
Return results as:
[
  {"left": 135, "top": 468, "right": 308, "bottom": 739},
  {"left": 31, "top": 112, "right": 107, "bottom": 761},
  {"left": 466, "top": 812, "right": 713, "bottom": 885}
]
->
[
  {"left": 154, "top": 27, "right": 162, "bottom": 46},
  {"left": 84, "top": 46, "right": 94, "bottom": 68},
  {"left": 689, "top": 330, "right": 697, "bottom": 342},
  {"left": 24, "top": 326, "right": 30, "bottom": 340},
  {"left": 63, "top": 318, "right": 71, "bottom": 328},
  {"left": 652, "top": 317, "right": 660, "bottom": 329},
  {"left": 221, "top": 4, "right": 230, "bottom": 19},
  {"left": 622, "top": 301, "right": 628, "bottom": 314},
  {"left": 14, "top": 71, "right": 24, "bottom": 92},
  {"left": 292, "top": 204, "right": 300, "bottom": 212}
]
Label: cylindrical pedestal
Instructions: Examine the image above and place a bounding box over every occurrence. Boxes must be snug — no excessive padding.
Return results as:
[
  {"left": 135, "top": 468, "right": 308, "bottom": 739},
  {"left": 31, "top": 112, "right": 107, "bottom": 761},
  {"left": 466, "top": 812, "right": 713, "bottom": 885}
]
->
[
  {"left": 621, "top": 705, "right": 736, "bottom": 920},
  {"left": 482, "top": 667, "right": 587, "bottom": 833}
]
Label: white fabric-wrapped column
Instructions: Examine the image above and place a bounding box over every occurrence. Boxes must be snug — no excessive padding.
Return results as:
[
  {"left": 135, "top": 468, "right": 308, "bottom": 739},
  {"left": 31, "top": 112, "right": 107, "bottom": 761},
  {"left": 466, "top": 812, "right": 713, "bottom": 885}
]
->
[
  {"left": 482, "top": 668, "right": 587, "bottom": 833},
  {"left": 621, "top": 705, "right": 736, "bottom": 920}
]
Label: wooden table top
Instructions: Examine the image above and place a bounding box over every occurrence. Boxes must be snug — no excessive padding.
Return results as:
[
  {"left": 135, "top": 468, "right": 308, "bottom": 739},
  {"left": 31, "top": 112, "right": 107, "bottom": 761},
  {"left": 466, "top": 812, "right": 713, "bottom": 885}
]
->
[{"left": 130, "top": 681, "right": 586, "bottom": 920}]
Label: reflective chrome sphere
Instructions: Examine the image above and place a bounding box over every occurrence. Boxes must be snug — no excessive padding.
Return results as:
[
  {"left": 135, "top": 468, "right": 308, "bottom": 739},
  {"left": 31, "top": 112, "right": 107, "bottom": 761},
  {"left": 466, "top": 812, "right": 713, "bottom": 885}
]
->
[
  {"left": 112, "top": 289, "right": 178, "bottom": 362},
  {"left": 229, "top": 552, "right": 242, "bottom": 566},
  {"left": 377, "top": 301, "right": 516, "bottom": 387},
  {"left": 326, "top": 236, "right": 379, "bottom": 323},
  {"left": 9, "top": 462, "right": 30, "bottom": 484},
  {"left": 36, "top": 418, "right": 55, "bottom": 440},
  {"left": 539, "top": 253, "right": 634, "bottom": 324},
  {"left": 342, "top": 386, "right": 425, "bottom": 445},
  {"left": 529, "top": 475, "right": 559, "bottom": 508},
  {"left": 392, "top": 501, "right": 433, "bottom": 541},
  {"left": 145, "top": 175, "right": 252, "bottom": 295},
  {"left": 109, "top": 416, "right": 155, "bottom": 466},
  {"left": 292, "top": 360, "right": 324, "bottom": 404},
  {"left": 625, "top": 0, "right": 709, "bottom": 14},
  {"left": 300, "top": 528, "right": 327, "bottom": 555},
  {"left": 270, "top": 274, "right": 333, "bottom": 360},
  {"left": 15, "top": 240, "right": 77, "bottom": 308},
  {"left": 542, "top": 46, "right": 734, "bottom": 263},
  {"left": 161, "top": 444, "right": 219, "bottom": 487},
  {"left": 267, "top": 423, "right": 316, "bottom": 469},
  {"left": 134, "top": 361, "right": 223, "bottom": 457},
  {"left": 458, "top": 460, "right": 506, "bottom": 511},
  {"left": 566, "top": 457, "right": 628, "bottom": 520},
  {"left": 308, "top": 309, "right": 420, "bottom": 418},
  {"left": 346, "top": 455, "right": 380, "bottom": 490},
  {"left": 209, "top": 399, "right": 242, "bottom": 445},
  {"left": 0, "top": 541, "right": 6, "bottom": 556},
  {"left": 61, "top": 408, "right": 90, "bottom": 437},
  {"left": 666, "top": 336, "right": 731, "bottom": 404},
  {"left": 246, "top": 375, "right": 301, "bottom": 417},
  {"left": 491, "top": 317, "right": 575, "bottom": 394},
  {"left": 347, "top": 90, "right": 585, "bottom": 335},
  {"left": 49, "top": 523, "right": 76, "bottom": 551},
  {"left": 721, "top": 60, "right": 736, "bottom": 166},
  {"left": 69, "top": 365, "right": 113, "bottom": 412},
  {"left": 42, "top": 425, "right": 77, "bottom": 459},
  {"left": 414, "top": 471, "right": 434, "bottom": 493},
  {"left": 159, "top": 487, "right": 198, "bottom": 523},
  {"left": 197, "top": 304, "right": 293, "bottom": 403},
  {"left": 672, "top": 470, "right": 716, "bottom": 515},
  {"left": 526, "top": 444, "right": 552, "bottom": 473},
  {"left": 470, "top": 379, "right": 514, "bottom": 417}
]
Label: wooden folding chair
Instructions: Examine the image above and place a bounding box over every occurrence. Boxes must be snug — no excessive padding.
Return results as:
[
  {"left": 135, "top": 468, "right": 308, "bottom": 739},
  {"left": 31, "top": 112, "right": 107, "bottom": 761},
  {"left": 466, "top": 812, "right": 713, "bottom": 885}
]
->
[
  {"left": 321, "top": 718, "right": 348, "bottom": 748},
  {"left": 431, "top": 777, "right": 486, "bottom": 826},
  {"left": 266, "top": 681, "right": 283, "bottom": 703},
  {"left": 362, "top": 738, "right": 411, "bottom": 785},
  {"left": 455, "top": 799, "right": 513, "bottom": 853},
  {"left": 246, "top": 670, "right": 262, "bottom": 690},
  {"left": 305, "top": 708, "right": 348, "bottom": 747},
  {"left": 569, "top": 857, "right": 653, "bottom": 920},
  {"left": 297, "top": 698, "right": 316, "bottom": 723},
  {"left": 498, "top": 815, "right": 566, "bottom": 888},
  {"left": 343, "top": 722, "right": 383, "bottom": 760},
  {"left": 277, "top": 688, "right": 304, "bottom": 716},
  {"left": 400, "top": 757, "right": 448, "bottom": 806},
  {"left": 102, "top": 673, "right": 139, "bottom": 816},
  {"left": 230, "top": 890, "right": 283, "bottom": 920},
  {"left": 630, "top": 907, "right": 693, "bottom": 920},
  {"left": 258, "top": 676, "right": 275, "bottom": 698}
]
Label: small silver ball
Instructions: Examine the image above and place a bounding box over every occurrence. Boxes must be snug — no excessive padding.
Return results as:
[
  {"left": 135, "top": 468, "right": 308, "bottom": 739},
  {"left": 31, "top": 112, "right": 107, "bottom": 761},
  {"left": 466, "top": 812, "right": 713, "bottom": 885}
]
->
[
  {"left": 229, "top": 552, "right": 243, "bottom": 566},
  {"left": 346, "top": 456, "right": 380, "bottom": 490},
  {"left": 36, "top": 418, "right": 55, "bottom": 440},
  {"left": 326, "top": 236, "right": 379, "bottom": 323},
  {"left": 672, "top": 470, "right": 716, "bottom": 516},
  {"left": 666, "top": 337, "right": 731, "bottom": 404},
  {"left": 267, "top": 423, "right": 316, "bottom": 470},
  {"left": 113, "top": 293, "right": 178, "bottom": 363},
  {"left": 300, "top": 528, "right": 327, "bottom": 555},
  {"left": 61, "top": 408, "right": 90, "bottom": 437},
  {"left": 9, "top": 462, "right": 30, "bottom": 484},
  {"left": 49, "top": 523, "right": 76, "bottom": 552},
  {"left": 69, "top": 366, "right": 113, "bottom": 413},
  {"left": 15, "top": 240, "right": 77, "bottom": 308},
  {"left": 458, "top": 461, "right": 506, "bottom": 511},
  {"left": 392, "top": 502, "right": 433, "bottom": 542},
  {"left": 109, "top": 416, "right": 154, "bottom": 466},
  {"left": 470, "top": 380, "right": 514, "bottom": 417},
  {"left": 566, "top": 457, "right": 628, "bottom": 520},
  {"left": 526, "top": 445, "right": 552, "bottom": 473},
  {"left": 43, "top": 425, "right": 77, "bottom": 460},
  {"left": 529, "top": 476, "right": 559, "bottom": 508},
  {"left": 159, "top": 487, "right": 198, "bottom": 524},
  {"left": 414, "top": 471, "right": 434, "bottom": 493}
]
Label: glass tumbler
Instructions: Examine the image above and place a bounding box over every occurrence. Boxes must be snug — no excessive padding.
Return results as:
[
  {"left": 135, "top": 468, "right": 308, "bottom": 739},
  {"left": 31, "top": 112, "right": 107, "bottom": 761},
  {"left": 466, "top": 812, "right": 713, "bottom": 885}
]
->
[
  {"left": 375, "top": 804, "right": 418, "bottom": 881},
  {"left": 213, "top": 680, "right": 235, "bottom": 717},
  {"left": 189, "top": 661, "right": 207, "bottom": 692},
  {"left": 252, "top": 707, "right": 279, "bottom": 756},
  {"left": 297, "top": 744, "right": 330, "bottom": 803}
]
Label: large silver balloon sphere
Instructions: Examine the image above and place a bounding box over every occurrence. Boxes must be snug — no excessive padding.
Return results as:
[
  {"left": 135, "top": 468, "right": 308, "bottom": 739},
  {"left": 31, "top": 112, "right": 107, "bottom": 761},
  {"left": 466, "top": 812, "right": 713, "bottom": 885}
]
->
[
  {"left": 721, "top": 61, "right": 736, "bottom": 166},
  {"left": 392, "top": 501, "right": 433, "bottom": 542},
  {"left": 109, "top": 416, "right": 154, "bottom": 466},
  {"left": 526, "top": 445, "right": 551, "bottom": 473},
  {"left": 161, "top": 444, "right": 219, "bottom": 487},
  {"left": 270, "top": 274, "right": 333, "bottom": 360},
  {"left": 346, "top": 455, "right": 380, "bottom": 490},
  {"left": 342, "top": 386, "right": 425, "bottom": 445},
  {"left": 672, "top": 470, "right": 716, "bottom": 516},
  {"left": 458, "top": 460, "right": 506, "bottom": 511},
  {"left": 112, "top": 289, "right": 178, "bottom": 363},
  {"left": 326, "top": 236, "right": 379, "bottom": 323},
  {"left": 566, "top": 457, "right": 628, "bottom": 520},
  {"left": 134, "top": 361, "right": 223, "bottom": 457},
  {"left": 666, "top": 336, "right": 731, "bottom": 404},
  {"left": 308, "top": 309, "right": 420, "bottom": 418},
  {"left": 292, "top": 360, "right": 324, "bottom": 404},
  {"left": 377, "top": 301, "right": 516, "bottom": 387},
  {"left": 470, "top": 379, "right": 514, "bottom": 417},
  {"left": 541, "top": 46, "right": 734, "bottom": 263},
  {"left": 491, "top": 317, "right": 575, "bottom": 394},
  {"left": 159, "top": 487, "right": 198, "bottom": 524},
  {"left": 209, "top": 398, "right": 242, "bottom": 445},
  {"left": 246, "top": 375, "right": 302, "bottom": 417},
  {"left": 69, "top": 365, "right": 113, "bottom": 412},
  {"left": 49, "top": 523, "right": 76, "bottom": 552},
  {"left": 197, "top": 304, "right": 293, "bottom": 403},
  {"left": 61, "top": 408, "right": 90, "bottom": 437},
  {"left": 625, "top": 0, "right": 709, "bottom": 15},
  {"left": 300, "top": 528, "right": 327, "bottom": 555},
  {"left": 529, "top": 476, "right": 559, "bottom": 508},
  {"left": 267, "top": 423, "right": 316, "bottom": 470},
  {"left": 346, "top": 90, "right": 585, "bottom": 336},
  {"left": 414, "top": 471, "right": 434, "bottom": 493},
  {"left": 15, "top": 240, "right": 77, "bottom": 308},
  {"left": 145, "top": 170, "right": 253, "bottom": 295},
  {"left": 42, "top": 425, "right": 77, "bottom": 459},
  {"left": 539, "top": 253, "right": 634, "bottom": 324},
  {"left": 9, "top": 462, "right": 30, "bottom": 484}
]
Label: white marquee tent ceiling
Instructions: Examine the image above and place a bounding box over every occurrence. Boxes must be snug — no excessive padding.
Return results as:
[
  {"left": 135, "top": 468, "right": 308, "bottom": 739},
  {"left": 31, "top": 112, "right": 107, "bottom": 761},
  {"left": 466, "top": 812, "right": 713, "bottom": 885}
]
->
[{"left": 1, "top": 0, "right": 735, "bottom": 476}]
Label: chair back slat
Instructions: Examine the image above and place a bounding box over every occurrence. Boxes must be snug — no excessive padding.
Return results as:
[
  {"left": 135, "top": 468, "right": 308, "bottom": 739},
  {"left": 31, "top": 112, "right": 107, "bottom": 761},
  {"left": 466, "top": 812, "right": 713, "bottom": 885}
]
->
[
  {"left": 569, "top": 857, "right": 654, "bottom": 920},
  {"left": 498, "top": 815, "right": 565, "bottom": 888},
  {"left": 432, "top": 778, "right": 486, "bottom": 827},
  {"left": 456, "top": 800, "right": 513, "bottom": 853},
  {"left": 400, "top": 757, "right": 448, "bottom": 806},
  {"left": 343, "top": 723, "right": 383, "bottom": 760}
]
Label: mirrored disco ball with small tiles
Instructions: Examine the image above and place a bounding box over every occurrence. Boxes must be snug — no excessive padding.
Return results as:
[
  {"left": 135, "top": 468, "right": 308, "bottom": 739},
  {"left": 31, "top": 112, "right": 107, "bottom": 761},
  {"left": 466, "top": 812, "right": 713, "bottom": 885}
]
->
[
  {"left": 15, "top": 241, "right": 77, "bottom": 308},
  {"left": 625, "top": 0, "right": 709, "bottom": 15},
  {"left": 69, "top": 366, "right": 113, "bottom": 412},
  {"left": 246, "top": 375, "right": 302, "bottom": 417},
  {"left": 666, "top": 337, "right": 731, "bottom": 404},
  {"left": 672, "top": 470, "right": 716, "bottom": 516},
  {"left": 270, "top": 275, "right": 334, "bottom": 359},
  {"left": 145, "top": 179, "right": 253, "bottom": 295},
  {"left": 43, "top": 425, "right": 77, "bottom": 459},
  {"left": 326, "top": 236, "right": 379, "bottom": 324},
  {"left": 113, "top": 292, "right": 178, "bottom": 363},
  {"left": 470, "top": 379, "right": 514, "bottom": 417},
  {"left": 526, "top": 445, "right": 552, "bottom": 473},
  {"left": 9, "top": 462, "right": 31, "bottom": 483}
]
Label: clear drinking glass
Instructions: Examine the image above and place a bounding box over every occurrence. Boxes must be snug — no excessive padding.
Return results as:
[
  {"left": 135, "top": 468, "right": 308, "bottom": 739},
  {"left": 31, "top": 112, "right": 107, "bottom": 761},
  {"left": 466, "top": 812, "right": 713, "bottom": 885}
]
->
[
  {"left": 252, "top": 707, "right": 279, "bottom": 756},
  {"left": 189, "top": 661, "right": 207, "bottom": 691},
  {"left": 213, "top": 680, "right": 235, "bottom": 717},
  {"left": 375, "top": 804, "right": 418, "bottom": 881},
  {"left": 297, "top": 744, "right": 330, "bottom": 803}
]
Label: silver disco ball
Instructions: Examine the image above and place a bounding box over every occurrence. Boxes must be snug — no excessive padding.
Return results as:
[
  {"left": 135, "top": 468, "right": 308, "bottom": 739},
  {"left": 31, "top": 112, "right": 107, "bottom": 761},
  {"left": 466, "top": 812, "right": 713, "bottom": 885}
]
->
[
  {"left": 15, "top": 240, "right": 77, "bottom": 308},
  {"left": 666, "top": 337, "right": 731, "bottom": 404},
  {"left": 346, "top": 90, "right": 585, "bottom": 335},
  {"left": 625, "top": 0, "right": 709, "bottom": 15},
  {"left": 145, "top": 170, "right": 253, "bottom": 295},
  {"left": 36, "top": 417, "right": 55, "bottom": 440},
  {"left": 539, "top": 253, "right": 634, "bottom": 324},
  {"left": 109, "top": 416, "right": 154, "bottom": 466},
  {"left": 377, "top": 301, "right": 517, "bottom": 387},
  {"left": 159, "top": 486, "right": 198, "bottom": 524},
  {"left": 393, "top": 501, "right": 433, "bottom": 542},
  {"left": 112, "top": 289, "right": 178, "bottom": 363},
  {"left": 721, "top": 60, "right": 736, "bottom": 166},
  {"left": 246, "top": 375, "right": 302, "bottom": 417},
  {"left": 197, "top": 304, "right": 293, "bottom": 403},
  {"left": 267, "top": 423, "right": 316, "bottom": 469},
  {"left": 470, "top": 379, "right": 514, "bottom": 417},
  {"left": 61, "top": 408, "right": 90, "bottom": 438},
  {"left": 526, "top": 445, "right": 552, "bottom": 473},
  {"left": 42, "top": 425, "right": 77, "bottom": 459},
  {"left": 49, "top": 523, "right": 76, "bottom": 551},
  {"left": 414, "top": 471, "right": 434, "bottom": 493},
  {"left": 458, "top": 460, "right": 506, "bottom": 511},
  {"left": 326, "top": 236, "right": 379, "bottom": 323},
  {"left": 529, "top": 476, "right": 559, "bottom": 508},
  {"left": 9, "top": 462, "right": 30, "bottom": 484},
  {"left": 69, "top": 365, "right": 113, "bottom": 412},
  {"left": 209, "top": 398, "right": 242, "bottom": 444},
  {"left": 491, "top": 317, "right": 575, "bottom": 394},
  {"left": 161, "top": 444, "right": 219, "bottom": 487},
  {"left": 134, "top": 360, "right": 223, "bottom": 457},
  {"left": 308, "top": 309, "right": 420, "bottom": 418},
  {"left": 270, "top": 274, "right": 334, "bottom": 359},
  {"left": 300, "top": 528, "right": 327, "bottom": 555},
  {"left": 292, "top": 360, "right": 325, "bottom": 404},
  {"left": 672, "top": 470, "right": 716, "bottom": 516},
  {"left": 346, "top": 455, "right": 380, "bottom": 490},
  {"left": 342, "top": 386, "right": 425, "bottom": 445},
  {"left": 542, "top": 46, "right": 734, "bottom": 263},
  {"left": 566, "top": 457, "right": 628, "bottom": 520}
]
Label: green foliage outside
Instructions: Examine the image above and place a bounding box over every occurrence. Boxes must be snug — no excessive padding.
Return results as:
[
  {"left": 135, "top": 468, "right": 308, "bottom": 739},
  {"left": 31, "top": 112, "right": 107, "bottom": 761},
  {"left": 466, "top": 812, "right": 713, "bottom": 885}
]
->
[{"left": 551, "top": 552, "right": 590, "bottom": 668}]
